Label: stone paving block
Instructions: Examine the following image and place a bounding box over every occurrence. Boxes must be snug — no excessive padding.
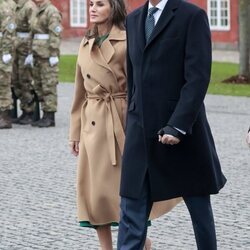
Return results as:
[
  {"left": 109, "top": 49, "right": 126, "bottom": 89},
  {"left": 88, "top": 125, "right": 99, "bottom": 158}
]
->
[{"left": 0, "top": 84, "right": 249, "bottom": 250}]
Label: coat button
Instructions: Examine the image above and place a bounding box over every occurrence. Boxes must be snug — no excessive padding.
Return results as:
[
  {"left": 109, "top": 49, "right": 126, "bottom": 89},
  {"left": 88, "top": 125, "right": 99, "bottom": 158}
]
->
[
  {"left": 87, "top": 74, "right": 91, "bottom": 79},
  {"left": 91, "top": 121, "right": 95, "bottom": 126}
]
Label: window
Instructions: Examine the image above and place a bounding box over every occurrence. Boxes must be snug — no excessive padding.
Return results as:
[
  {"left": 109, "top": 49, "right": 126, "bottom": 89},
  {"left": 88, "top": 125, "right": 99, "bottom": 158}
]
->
[
  {"left": 70, "top": 0, "right": 87, "bottom": 27},
  {"left": 207, "top": 0, "right": 230, "bottom": 30}
]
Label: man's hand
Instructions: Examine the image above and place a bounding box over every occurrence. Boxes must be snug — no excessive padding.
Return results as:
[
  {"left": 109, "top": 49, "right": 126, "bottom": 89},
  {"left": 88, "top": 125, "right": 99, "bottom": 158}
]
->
[
  {"left": 158, "top": 134, "right": 180, "bottom": 145},
  {"left": 69, "top": 141, "right": 80, "bottom": 156},
  {"left": 157, "top": 126, "right": 183, "bottom": 145}
]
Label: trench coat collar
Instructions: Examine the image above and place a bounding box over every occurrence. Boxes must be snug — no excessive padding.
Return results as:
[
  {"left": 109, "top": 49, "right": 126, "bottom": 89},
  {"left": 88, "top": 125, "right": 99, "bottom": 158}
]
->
[
  {"left": 135, "top": 0, "right": 181, "bottom": 50},
  {"left": 100, "top": 25, "right": 126, "bottom": 64},
  {"left": 83, "top": 25, "right": 125, "bottom": 71}
]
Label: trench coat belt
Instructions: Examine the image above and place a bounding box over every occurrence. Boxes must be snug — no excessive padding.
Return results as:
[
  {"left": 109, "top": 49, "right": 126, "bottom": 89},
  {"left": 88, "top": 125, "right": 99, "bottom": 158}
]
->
[{"left": 86, "top": 92, "right": 126, "bottom": 166}]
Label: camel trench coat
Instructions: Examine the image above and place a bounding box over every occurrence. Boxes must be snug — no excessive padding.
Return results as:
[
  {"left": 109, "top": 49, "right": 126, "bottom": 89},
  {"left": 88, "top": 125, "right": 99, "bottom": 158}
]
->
[{"left": 69, "top": 26, "right": 181, "bottom": 225}]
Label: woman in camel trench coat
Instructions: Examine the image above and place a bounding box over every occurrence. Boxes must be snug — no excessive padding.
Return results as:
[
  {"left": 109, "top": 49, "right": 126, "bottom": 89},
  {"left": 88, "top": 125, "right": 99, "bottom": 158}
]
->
[{"left": 69, "top": 0, "right": 180, "bottom": 249}]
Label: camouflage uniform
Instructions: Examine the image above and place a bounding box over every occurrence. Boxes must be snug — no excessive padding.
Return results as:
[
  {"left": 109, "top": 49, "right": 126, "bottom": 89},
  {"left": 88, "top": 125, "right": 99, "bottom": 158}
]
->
[
  {"left": 0, "top": 0, "right": 16, "bottom": 128},
  {"left": 31, "top": 0, "right": 62, "bottom": 127},
  {"left": 7, "top": 0, "right": 17, "bottom": 12},
  {"left": 12, "top": 0, "right": 37, "bottom": 124}
]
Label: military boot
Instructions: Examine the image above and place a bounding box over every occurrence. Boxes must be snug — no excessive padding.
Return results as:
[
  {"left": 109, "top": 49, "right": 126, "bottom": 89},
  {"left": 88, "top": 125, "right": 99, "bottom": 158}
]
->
[
  {"left": 19, "top": 112, "right": 34, "bottom": 125},
  {"left": 0, "top": 110, "right": 12, "bottom": 129},
  {"left": 12, "top": 111, "right": 27, "bottom": 124},
  {"left": 32, "top": 112, "right": 55, "bottom": 127},
  {"left": 12, "top": 112, "right": 25, "bottom": 124}
]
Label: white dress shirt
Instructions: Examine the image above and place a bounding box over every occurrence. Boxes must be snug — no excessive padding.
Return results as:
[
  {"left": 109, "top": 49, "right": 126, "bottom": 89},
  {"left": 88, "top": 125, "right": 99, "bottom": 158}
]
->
[{"left": 148, "top": 0, "right": 169, "bottom": 25}]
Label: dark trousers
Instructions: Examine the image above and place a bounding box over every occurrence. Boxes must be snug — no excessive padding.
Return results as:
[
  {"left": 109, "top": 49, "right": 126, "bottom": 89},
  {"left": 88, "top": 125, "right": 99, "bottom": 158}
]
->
[{"left": 117, "top": 180, "right": 217, "bottom": 250}]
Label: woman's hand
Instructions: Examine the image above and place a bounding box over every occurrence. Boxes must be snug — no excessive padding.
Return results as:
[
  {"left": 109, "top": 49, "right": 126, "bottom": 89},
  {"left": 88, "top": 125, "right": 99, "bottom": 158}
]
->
[{"left": 69, "top": 141, "right": 80, "bottom": 156}]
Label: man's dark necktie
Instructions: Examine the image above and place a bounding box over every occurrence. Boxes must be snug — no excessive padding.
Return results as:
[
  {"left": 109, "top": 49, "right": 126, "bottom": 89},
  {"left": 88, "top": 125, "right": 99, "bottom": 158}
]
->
[{"left": 145, "top": 7, "right": 158, "bottom": 42}]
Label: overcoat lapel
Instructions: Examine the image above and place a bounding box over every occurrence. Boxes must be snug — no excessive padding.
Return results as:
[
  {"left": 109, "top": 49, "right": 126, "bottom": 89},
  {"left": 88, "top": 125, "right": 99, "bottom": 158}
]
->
[
  {"left": 146, "top": 0, "right": 181, "bottom": 47},
  {"left": 134, "top": 2, "right": 148, "bottom": 52}
]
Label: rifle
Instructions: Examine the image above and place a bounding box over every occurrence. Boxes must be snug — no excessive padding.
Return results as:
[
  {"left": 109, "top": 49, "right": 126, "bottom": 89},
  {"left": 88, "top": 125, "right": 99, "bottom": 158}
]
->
[
  {"left": 32, "top": 90, "right": 40, "bottom": 121},
  {"left": 10, "top": 87, "right": 18, "bottom": 118}
]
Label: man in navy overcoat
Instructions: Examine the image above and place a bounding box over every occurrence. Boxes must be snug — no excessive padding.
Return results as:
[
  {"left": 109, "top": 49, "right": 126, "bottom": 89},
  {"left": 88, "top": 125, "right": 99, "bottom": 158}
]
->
[{"left": 118, "top": 0, "right": 227, "bottom": 249}]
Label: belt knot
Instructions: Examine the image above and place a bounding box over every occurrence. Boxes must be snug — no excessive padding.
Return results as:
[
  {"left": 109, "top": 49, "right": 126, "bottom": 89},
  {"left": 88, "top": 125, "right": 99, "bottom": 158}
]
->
[{"left": 103, "top": 93, "right": 111, "bottom": 102}]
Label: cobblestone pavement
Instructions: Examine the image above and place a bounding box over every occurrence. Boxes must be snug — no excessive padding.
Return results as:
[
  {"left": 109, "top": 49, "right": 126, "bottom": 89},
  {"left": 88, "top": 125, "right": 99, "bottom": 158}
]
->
[{"left": 0, "top": 83, "right": 249, "bottom": 250}]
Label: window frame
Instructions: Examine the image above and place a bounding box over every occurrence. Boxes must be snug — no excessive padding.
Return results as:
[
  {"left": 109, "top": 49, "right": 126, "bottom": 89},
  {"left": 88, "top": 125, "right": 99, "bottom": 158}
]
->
[
  {"left": 70, "top": 0, "right": 88, "bottom": 28},
  {"left": 207, "top": 0, "right": 231, "bottom": 31}
]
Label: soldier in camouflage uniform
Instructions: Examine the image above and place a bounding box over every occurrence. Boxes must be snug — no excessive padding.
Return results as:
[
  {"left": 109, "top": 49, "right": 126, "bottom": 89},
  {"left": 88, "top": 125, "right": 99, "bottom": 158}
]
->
[
  {"left": 31, "top": 0, "right": 62, "bottom": 127},
  {"left": 7, "top": 0, "right": 17, "bottom": 11},
  {"left": 0, "top": 0, "right": 16, "bottom": 129},
  {"left": 12, "top": 0, "right": 38, "bottom": 125}
]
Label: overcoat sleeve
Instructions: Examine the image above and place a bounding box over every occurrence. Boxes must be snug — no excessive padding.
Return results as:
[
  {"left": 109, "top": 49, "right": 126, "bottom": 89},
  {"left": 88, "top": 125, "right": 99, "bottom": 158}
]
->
[
  {"left": 69, "top": 60, "right": 86, "bottom": 141},
  {"left": 167, "top": 9, "right": 212, "bottom": 134}
]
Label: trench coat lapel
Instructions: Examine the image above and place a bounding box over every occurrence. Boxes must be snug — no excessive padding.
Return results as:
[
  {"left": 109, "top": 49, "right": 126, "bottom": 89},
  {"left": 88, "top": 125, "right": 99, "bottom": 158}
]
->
[
  {"left": 100, "top": 39, "right": 115, "bottom": 64},
  {"left": 146, "top": 0, "right": 181, "bottom": 47},
  {"left": 87, "top": 26, "right": 125, "bottom": 73},
  {"left": 88, "top": 37, "right": 109, "bottom": 71},
  {"left": 102, "top": 26, "right": 126, "bottom": 63}
]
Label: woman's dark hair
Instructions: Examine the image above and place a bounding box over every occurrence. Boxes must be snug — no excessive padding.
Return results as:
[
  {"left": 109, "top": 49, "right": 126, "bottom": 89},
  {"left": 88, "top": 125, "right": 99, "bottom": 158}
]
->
[
  {"left": 109, "top": 0, "right": 127, "bottom": 29},
  {"left": 86, "top": 0, "right": 127, "bottom": 39}
]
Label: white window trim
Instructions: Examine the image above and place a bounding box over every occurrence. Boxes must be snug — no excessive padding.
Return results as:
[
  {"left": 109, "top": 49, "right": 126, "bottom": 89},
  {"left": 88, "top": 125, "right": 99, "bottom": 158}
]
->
[
  {"left": 70, "top": 0, "right": 88, "bottom": 28},
  {"left": 207, "top": 0, "right": 231, "bottom": 31}
]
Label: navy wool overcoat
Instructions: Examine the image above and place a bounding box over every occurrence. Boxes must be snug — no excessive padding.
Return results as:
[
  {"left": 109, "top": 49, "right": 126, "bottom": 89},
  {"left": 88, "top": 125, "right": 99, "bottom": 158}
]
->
[{"left": 120, "top": 0, "right": 227, "bottom": 201}]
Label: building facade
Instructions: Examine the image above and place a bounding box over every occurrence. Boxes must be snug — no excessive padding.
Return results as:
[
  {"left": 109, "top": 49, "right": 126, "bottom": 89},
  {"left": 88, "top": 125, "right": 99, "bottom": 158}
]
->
[
  {"left": 190, "top": 0, "right": 238, "bottom": 49},
  {"left": 52, "top": 0, "right": 239, "bottom": 49}
]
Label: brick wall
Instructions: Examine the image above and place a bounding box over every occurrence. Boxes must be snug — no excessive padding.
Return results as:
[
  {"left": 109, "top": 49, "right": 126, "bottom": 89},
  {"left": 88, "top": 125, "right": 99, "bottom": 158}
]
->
[
  {"left": 51, "top": 0, "right": 86, "bottom": 38},
  {"left": 211, "top": 0, "right": 239, "bottom": 49},
  {"left": 51, "top": 0, "right": 239, "bottom": 49},
  {"left": 189, "top": 0, "right": 239, "bottom": 49},
  {"left": 51, "top": 0, "right": 147, "bottom": 38},
  {"left": 126, "top": 0, "right": 146, "bottom": 12}
]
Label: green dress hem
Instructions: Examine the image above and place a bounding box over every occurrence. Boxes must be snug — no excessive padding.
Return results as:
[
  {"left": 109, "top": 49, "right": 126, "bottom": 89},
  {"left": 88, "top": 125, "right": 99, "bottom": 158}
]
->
[
  {"left": 79, "top": 221, "right": 151, "bottom": 229},
  {"left": 79, "top": 221, "right": 118, "bottom": 229}
]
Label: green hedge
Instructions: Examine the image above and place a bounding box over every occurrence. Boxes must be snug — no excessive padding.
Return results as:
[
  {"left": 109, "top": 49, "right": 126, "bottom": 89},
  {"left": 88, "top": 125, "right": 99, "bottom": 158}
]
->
[{"left": 59, "top": 56, "right": 250, "bottom": 97}]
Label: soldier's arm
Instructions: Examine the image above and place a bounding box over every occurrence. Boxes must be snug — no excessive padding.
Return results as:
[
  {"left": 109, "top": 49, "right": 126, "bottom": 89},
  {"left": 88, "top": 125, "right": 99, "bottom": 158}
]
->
[
  {"left": 2, "top": 13, "right": 16, "bottom": 55},
  {"left": 48, "top": 10, "right": 62, "bottom": 57}
]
